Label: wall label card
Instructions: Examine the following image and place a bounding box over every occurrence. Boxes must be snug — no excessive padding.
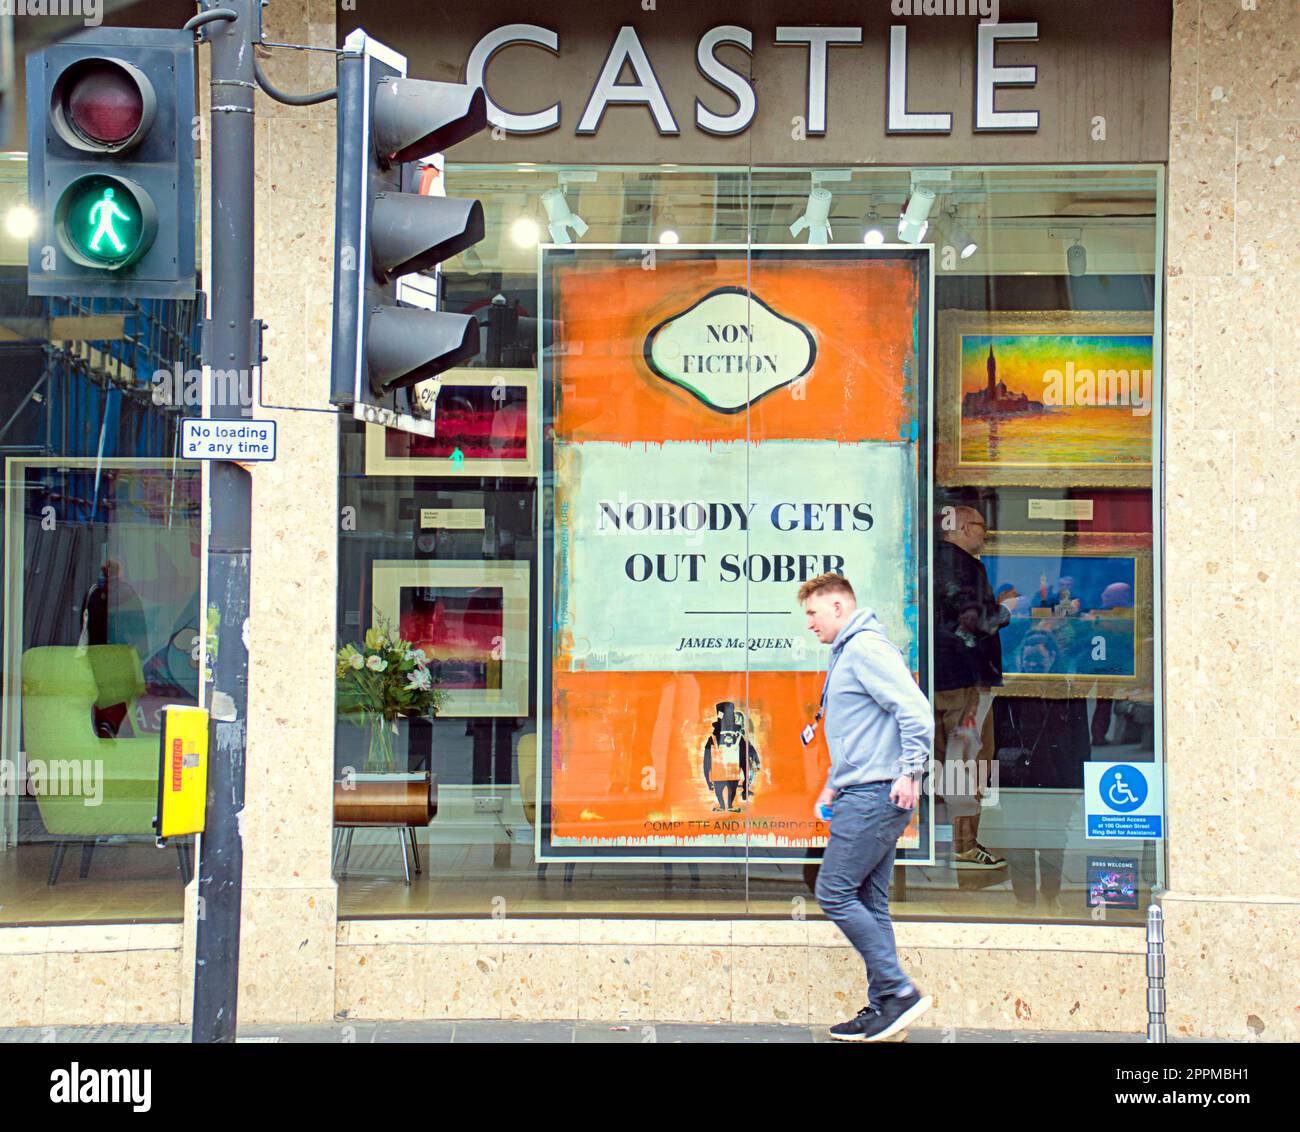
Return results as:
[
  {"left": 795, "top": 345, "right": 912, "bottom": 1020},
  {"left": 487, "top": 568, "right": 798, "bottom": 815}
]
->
[{"left": 1028, "top": 498, "right": 1095, "bottom": 520}]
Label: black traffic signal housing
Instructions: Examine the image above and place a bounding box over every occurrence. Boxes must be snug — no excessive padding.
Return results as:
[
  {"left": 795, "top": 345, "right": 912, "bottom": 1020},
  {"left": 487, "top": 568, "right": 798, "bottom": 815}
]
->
[
  {"left": 26, "top": 27, "right": 196, "bottom": 300},
  {"left": 330, "top": 32, "right": 487, "bottom": 419}
]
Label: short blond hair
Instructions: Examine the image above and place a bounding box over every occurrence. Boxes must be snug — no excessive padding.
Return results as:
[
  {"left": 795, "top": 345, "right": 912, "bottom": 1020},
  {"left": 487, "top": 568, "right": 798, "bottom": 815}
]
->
[{"left": 797, "top": 572, "right": 855, "bottom": 605}]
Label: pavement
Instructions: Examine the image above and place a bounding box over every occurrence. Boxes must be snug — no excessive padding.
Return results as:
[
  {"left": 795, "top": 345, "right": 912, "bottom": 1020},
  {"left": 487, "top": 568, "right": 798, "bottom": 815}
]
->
[{"left": 0, "top": 1020, "right": 1170, "bottom": 1043}]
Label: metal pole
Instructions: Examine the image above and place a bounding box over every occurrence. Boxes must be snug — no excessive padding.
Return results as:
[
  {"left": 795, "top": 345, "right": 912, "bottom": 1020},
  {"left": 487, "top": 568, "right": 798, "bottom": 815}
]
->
[
  {"left": 1146, "top": 902, "right": 1166, "bottom": 1043},
  {"left": 192, "top": 0, "right": 254, "bottom": 1044}
]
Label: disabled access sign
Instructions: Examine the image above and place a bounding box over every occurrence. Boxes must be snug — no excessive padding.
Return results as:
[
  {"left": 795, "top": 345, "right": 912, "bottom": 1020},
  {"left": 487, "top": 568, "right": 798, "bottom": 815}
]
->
[{"left": 1084, "top": 761, "right": 1163, "bottom": 840}]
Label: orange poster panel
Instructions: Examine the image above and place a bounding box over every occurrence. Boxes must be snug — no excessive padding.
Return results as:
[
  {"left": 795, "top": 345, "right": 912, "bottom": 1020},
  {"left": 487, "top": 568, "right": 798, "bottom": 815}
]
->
[
  {"left": 552, "top": 255, "right": 919, "bottom": 444},
  {"left": 552, "top": 670, "right": 828, "bottom": 848},
  {"left": 550, "top": 669, "right": 919, "bottom": 852}
]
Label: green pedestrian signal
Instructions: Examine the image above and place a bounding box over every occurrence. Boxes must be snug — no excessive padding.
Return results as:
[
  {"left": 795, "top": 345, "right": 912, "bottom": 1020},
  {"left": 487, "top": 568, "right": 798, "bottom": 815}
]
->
[
  {"left": 26, "top": 30, "right": 196, "bottom": 299},
  {"left": 54, "top": 173, "right": 155, "bottom": 269}
]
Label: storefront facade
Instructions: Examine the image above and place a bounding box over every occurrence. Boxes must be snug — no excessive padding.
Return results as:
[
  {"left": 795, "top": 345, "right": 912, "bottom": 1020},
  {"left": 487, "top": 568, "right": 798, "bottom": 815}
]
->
[{"left": 0, "top": 0, "right": 1295, "bottom": 1040}]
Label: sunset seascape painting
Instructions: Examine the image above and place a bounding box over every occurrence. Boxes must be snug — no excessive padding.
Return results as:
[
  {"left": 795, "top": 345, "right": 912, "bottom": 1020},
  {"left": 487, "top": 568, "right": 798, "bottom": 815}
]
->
[{"left": 938, "top": 312, "right": 1156, "bottom": 487}]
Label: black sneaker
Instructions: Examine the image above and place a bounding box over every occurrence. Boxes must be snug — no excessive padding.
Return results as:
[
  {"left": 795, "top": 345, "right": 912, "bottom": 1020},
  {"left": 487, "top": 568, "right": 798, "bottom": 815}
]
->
[
  {"left": 828, "top": 1004, "right": 878, "bottom": 1042},
  {"left": 859, "top": 987, "right": 932, "bottom": 1042}
]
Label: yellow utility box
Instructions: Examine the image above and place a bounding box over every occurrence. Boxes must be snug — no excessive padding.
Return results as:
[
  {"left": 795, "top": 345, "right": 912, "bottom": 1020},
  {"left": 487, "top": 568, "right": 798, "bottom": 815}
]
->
[{"left": 154, "top": 705, "right": 208, "bottom": 843}]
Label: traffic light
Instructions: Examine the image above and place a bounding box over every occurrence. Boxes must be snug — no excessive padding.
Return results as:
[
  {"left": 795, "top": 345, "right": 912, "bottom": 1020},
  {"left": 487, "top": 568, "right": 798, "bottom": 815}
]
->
[
  {"left": 330, "top": 31, "right": 487, "bottom": 426},
  {"left": 26, "top": 28, "right": 196, "bottom": 300}
]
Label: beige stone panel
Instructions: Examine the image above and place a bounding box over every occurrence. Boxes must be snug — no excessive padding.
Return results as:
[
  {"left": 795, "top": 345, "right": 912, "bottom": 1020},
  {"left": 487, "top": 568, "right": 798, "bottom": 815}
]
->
[
  {"left": 304, "top": 282, "right": 335, "bottom": 384},
  {"left": 1164, "top": 274, "right": 1194, "bottom": 425},
  {"left": 1199, "top": 0, "right": 1290, "bottom": 120},
  {"left": 246, "top": 570, "right": 337, "bottom": 677},
  {"left": 261, "top": 123, "right": 336, "bottom": 288},
  {"left": 237, "top": 886, "right": 337, "bottom": 1023},
  {"left": 1273, "top": 281, "right": 1300, "bottom": 426},
  {"left": 729, "top": 945, "right": 808, "bottom": 1024},
  {"left": 653, "top": 920, "right": 732, "bottom": 946},
  {"left": 251, "top": 485, "right": 338, "bottom": 575},
  {"left": 424, "top": 919, "right": 505, "bottom": 943},
  {"left": 0, "top": 954, "right": 46, "bottom": 1026},
  {"left": 732, "top": 919, "right": 808, "bottom": 946},
  {"left": 255, "top": 0, "right": 312, "bottom": 120},
  {"left": 1232, "top": 741, "right": 1300, "bottom": 895},
  {"left": 1190, "top": 579, "right": 1277, "bottom": 743},
  {"left": 46, "top": 925, "right": 130, "bottom": 953},
  {"left": 1163, "top": 895, "right": 1300, "bottom": 1040},
  {"left": 1190, "top": 277, "right": 1275, "bottom": 429},
  {"left": 307, "top": 0, "right": 337, "bottom": 92},
  {"left": 1229, "top": 434, "right": 1297, "bottom": 612},
  {"left": 500, "top": 945, "right": 580, "bottom": 1019},
  {"left": 335, "top": 944, "right": 422, "bottom": 1020},
  {"left": 1235, "top": 118, "right": 1300, "bottom": 277},
  {"left": 419, "top": 943, "right": 504, "bottom": 1019},
  {"left": 576, "top": 946, "right": 655, "bottom": 1020},
  {"left": 1163, "top": 428, "right": 1230, "bottom": 564},
  {"left": 1170, "top": 0, "right": 1200, "bottom": 124},
  {"left": 900, "top": 946, "right": 1145, "bottom": 1033},
  {"left": 578, "top": 918, "right": 657, "bottom": 945},
  {"left": 42, "top": 953, "right": 127, "bottom": 1026},
  {"left": 121, "top": 951, "right": 184, "bottom": 1024},
  {"left": 895, "top": 920, "right": 1144, "bottom": 955},
  {"left": 0, "top": 928, "right": 49, "bottom": 955},
  {"left": 344, "top": 919, "right": 429, "bottom": 945},
  {"left": 500, "top": 919, "right": 582, "bottom": 943},
  {"left": 1167, "top": 122, "right": 1236, "bottom": 277},
  {"left": 807, "top": 946, "right": 867, "bottom": 1024},
  {"left": 652, "top": 946, "right": 731, "bottom": 1022},
  {"left": 126, "top": 924, "right": 183, "bottom": 951},
  {"left": 240, "top": 770, "right": 333, "bottom": 885}
]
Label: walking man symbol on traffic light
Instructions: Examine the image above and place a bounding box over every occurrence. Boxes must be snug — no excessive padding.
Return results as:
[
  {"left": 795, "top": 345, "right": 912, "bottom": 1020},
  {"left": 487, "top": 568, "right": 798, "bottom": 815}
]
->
[{"left": 88, "top": 187, "right": 128, "bottom": 254}]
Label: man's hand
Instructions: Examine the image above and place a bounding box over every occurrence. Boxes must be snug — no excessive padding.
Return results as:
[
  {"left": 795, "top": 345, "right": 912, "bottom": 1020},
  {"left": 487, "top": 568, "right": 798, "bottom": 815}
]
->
[
  {"left": 814, "top": 785, "right": 834, "bottom": 823},
  {"left": 890, "top": 775, "right": 920, "bottom": 809}
]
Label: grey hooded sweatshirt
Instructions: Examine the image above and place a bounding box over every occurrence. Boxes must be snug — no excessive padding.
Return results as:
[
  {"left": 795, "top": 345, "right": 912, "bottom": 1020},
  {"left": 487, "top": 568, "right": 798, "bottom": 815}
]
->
[{"left": 821, "top": 607, "right": 934, "bottom": 791}]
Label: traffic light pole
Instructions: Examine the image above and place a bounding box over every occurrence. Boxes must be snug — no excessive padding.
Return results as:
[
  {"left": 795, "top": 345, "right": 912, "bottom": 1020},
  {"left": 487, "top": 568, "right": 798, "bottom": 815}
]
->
[{"left": 192, "top": 0, "right": 255, "bottom": 1044}]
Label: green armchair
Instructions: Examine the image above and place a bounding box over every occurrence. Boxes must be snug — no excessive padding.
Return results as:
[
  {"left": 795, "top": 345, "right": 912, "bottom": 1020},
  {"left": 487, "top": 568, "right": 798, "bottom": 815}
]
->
[{"left": 20, "top": 645, "right": 191, "bottom": 885}]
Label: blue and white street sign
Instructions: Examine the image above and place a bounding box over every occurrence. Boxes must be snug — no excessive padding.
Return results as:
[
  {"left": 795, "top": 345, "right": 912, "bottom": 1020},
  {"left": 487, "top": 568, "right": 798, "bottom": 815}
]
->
[
  {"left": 181, "top": 419, "right": 276, "bottom": 462},
  {"left": 1084, "top": 761, "right": 1163, "bottom": 839}
]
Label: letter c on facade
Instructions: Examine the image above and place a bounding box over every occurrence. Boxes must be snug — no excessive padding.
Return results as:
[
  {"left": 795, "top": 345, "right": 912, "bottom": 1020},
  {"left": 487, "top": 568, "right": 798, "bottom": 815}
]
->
[{"left": 466, "top": 24, "right": 562, "bottom": 134}]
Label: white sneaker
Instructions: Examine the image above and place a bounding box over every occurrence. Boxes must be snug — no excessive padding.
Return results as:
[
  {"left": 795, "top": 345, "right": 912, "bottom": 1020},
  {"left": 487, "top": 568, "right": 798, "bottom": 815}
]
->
[{"left": 953, "top": 846, "right": 1006, "bottom": 869}]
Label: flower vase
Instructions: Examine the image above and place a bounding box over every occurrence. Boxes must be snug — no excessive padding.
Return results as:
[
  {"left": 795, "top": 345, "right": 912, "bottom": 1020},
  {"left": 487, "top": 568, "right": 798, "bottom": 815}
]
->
[{"left": 366, "top": 715, "right": 399, "bottom": 775}]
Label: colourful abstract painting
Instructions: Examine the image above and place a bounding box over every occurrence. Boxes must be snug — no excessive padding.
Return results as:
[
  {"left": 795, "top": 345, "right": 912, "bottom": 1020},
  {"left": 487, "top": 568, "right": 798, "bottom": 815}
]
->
[{"left": 398, "top": 587, "right": 503, "bottom": 691}]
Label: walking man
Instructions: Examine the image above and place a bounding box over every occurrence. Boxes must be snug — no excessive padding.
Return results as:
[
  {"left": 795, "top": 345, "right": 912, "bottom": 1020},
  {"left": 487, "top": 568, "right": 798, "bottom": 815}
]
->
[{"left": 801, "top": 572, "right": 934, "bottom": 1042}]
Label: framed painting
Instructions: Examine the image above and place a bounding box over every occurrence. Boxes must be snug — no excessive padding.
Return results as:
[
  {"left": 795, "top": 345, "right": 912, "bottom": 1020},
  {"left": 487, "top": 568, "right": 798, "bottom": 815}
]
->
[
  {"left": 370, "top": 560, "right": 530, "bottom": 718},
  {"left": 364, "top": 368, "right": 538, "bottom": 478},
  {"left": 937, "top": 311, "right": 1155, "bottom": 487},
  {"left": 981, "top": 531, "right": 1154, "bottom": 700}
]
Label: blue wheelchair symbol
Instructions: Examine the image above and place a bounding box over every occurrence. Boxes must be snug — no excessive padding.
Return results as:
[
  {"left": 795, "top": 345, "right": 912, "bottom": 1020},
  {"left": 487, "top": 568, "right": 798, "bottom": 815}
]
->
[{"left": 1101, "top": 765, "right": 1148, "bottom": 813}]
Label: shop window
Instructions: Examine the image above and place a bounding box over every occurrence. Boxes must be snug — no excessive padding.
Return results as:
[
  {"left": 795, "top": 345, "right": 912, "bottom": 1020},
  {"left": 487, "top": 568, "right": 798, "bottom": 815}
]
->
[{"left": 336, "top": 164, "right": 1163, "bottom": 924}]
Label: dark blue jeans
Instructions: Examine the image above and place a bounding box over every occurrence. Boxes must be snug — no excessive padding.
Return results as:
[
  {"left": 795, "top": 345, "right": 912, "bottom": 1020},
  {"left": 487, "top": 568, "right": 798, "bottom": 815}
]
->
[{"left": 814, "top": 781, "right": 914, "bottom": 1007}]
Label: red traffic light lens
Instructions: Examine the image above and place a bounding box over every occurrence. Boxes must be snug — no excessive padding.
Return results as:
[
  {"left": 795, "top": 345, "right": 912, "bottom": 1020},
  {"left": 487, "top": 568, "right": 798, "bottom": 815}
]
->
[{"left": 64, "top": 62, "right": 145, "bottom": 145}]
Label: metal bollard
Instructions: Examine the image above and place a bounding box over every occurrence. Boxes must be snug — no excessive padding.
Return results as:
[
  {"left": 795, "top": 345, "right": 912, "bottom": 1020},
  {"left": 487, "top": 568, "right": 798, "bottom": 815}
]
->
[{"left": 1146, "top": 903, "right": 1166, "bottom": 1043}]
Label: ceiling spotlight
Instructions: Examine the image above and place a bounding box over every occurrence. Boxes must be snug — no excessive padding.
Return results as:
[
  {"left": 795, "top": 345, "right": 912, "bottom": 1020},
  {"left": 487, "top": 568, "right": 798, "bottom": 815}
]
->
[
  {"left": 659, "top": 229, "right": 679, "bottom": 245},
  {"left": 947, "top": 212, "right": 978, "bottom": 259},
  {"left": 897, "top": 186, "right": 935, "bottom": 245},
  {"left": 862, "top": 209, "right": 885, "bottom": 246},
  {"left": 511, "top": 216, "right": 540, "bottom": 248},
  {"left": 541, "top": 187, "right": 588, "bottom": 245},
  {"left": 1067, "top": 237, "right": 1087, "bottom": 276},
  {"left": 790, "top": 187, "right": 833, "bottom": 245},
  {"left": 5, "top": 205, "right": 37, "bottom": 240}
]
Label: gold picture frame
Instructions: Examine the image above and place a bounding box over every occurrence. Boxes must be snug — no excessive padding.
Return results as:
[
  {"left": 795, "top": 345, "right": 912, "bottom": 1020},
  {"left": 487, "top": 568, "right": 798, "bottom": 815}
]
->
[
  {"left": 981, "top": 531, "right": 1154, "bottom": 701},
  {"left": 371, "top": 559, "right": 531, "bottom": 718},
  {"left": 937, "top": 310, "right": 1155, "bottom": 487},
  {"left": 364, "top": 368, "right": 538, "bottom": 478}
]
